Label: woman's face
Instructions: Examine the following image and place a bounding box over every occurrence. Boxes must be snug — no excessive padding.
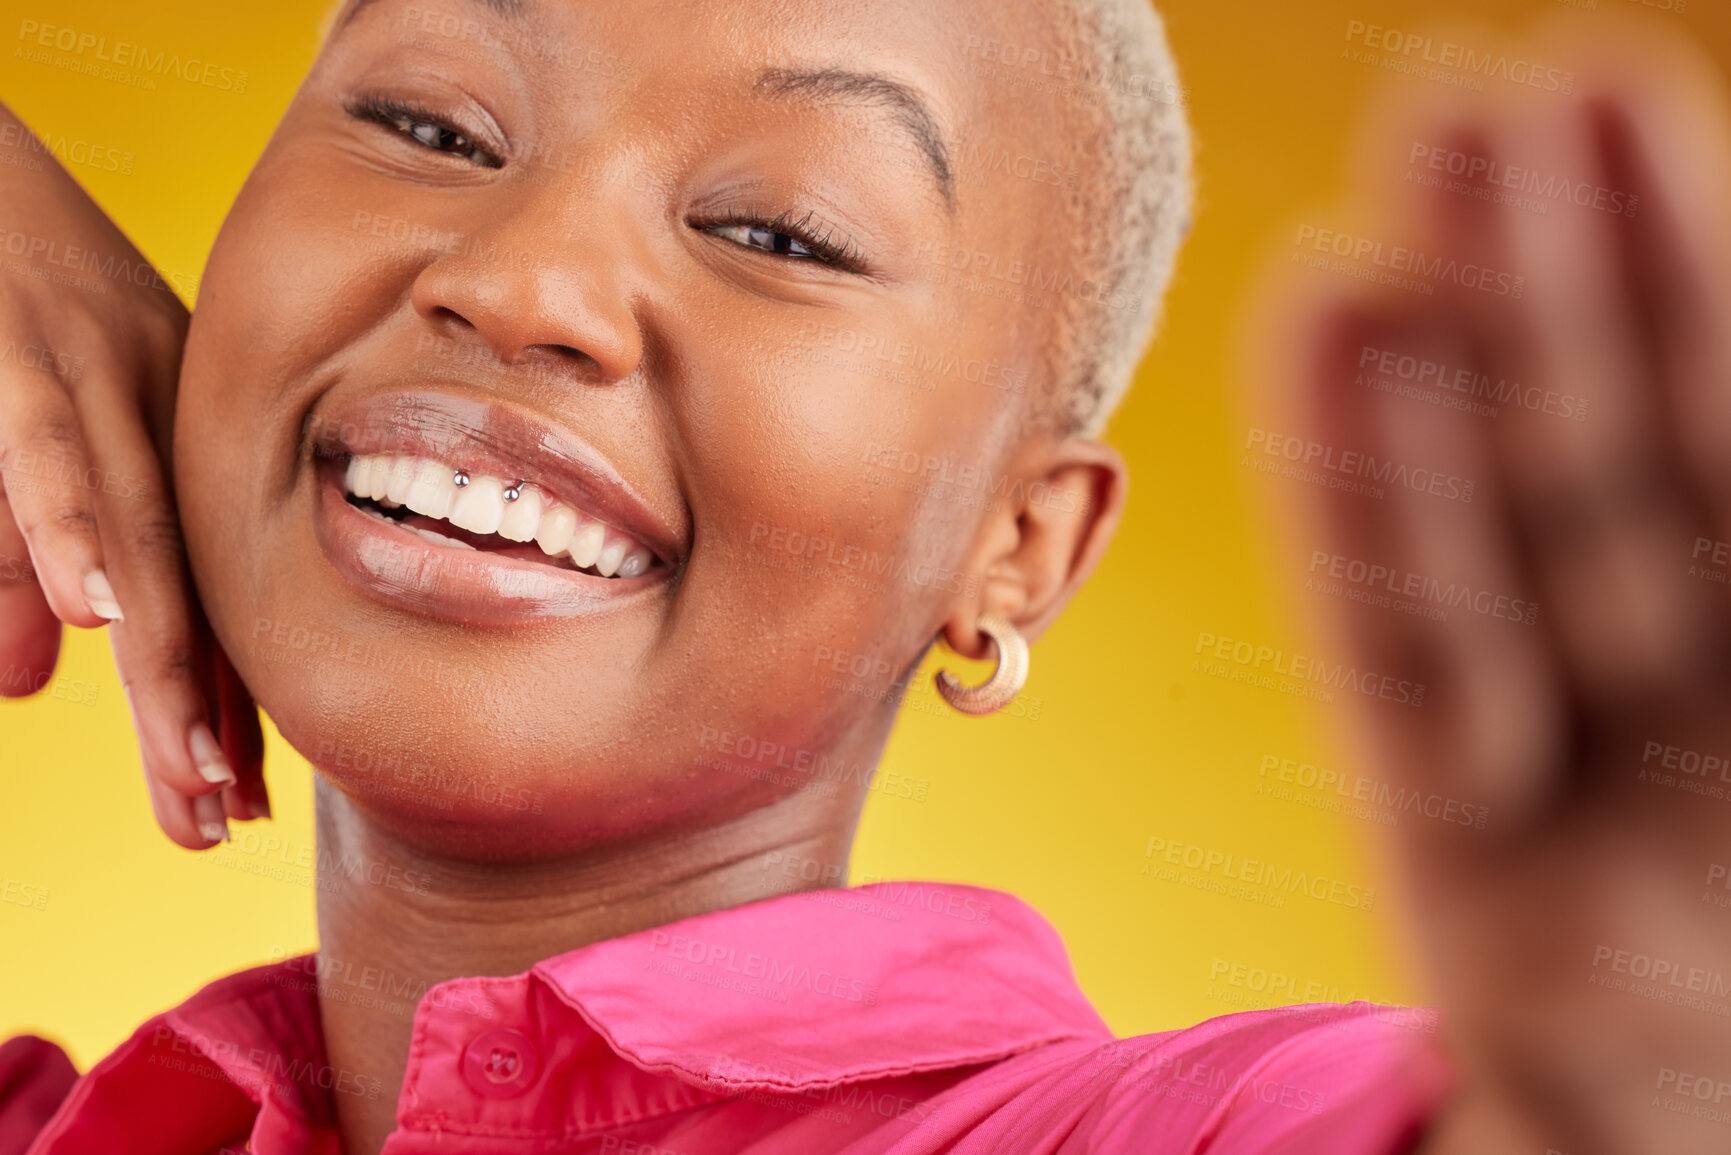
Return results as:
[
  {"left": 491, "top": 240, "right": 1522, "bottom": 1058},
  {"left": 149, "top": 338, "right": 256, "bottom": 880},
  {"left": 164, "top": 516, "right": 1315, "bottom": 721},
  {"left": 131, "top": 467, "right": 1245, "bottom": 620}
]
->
[{"left": 177, "top": 0, "right": 1098, "bottom": 854}]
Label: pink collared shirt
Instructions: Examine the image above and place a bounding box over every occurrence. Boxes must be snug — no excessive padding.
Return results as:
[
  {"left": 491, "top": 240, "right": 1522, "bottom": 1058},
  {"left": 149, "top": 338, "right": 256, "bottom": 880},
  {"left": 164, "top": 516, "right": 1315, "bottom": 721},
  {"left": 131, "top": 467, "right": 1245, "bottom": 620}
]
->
[{"left": 7, "top": 883, "right": 1449, "bottom": 1154}]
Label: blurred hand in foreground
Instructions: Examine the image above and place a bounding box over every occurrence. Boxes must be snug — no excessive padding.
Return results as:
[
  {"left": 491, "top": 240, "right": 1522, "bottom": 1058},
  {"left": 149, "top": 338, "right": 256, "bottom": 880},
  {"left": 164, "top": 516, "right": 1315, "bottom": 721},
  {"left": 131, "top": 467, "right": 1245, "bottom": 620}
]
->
[{"left": 1255, "top": 18, "right": 1731, "bottom": 1155}]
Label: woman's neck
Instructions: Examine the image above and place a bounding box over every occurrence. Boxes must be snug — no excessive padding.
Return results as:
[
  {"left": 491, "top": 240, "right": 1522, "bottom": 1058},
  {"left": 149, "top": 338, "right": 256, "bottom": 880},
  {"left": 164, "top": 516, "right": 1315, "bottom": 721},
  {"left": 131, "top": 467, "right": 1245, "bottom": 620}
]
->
[{"left": 313, "top": 781, "right": 864, "bottom": 1155}]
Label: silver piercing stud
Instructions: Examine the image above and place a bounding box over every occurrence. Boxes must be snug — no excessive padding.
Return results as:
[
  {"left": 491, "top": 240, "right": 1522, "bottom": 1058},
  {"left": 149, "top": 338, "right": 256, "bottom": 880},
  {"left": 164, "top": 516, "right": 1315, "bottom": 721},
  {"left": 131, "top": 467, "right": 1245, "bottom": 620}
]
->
[
  {"left": 453, "top": 470, "right": 470, "bottom": 487},
  {"left": 503, "top": 481, "right": 525, "bottom": 502}
]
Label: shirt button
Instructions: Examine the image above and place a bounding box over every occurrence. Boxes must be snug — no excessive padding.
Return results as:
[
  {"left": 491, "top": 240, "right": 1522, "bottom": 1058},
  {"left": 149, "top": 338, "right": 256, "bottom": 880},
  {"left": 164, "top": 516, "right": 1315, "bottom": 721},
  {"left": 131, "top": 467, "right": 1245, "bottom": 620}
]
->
[{"left": 461, "top": 1028, "right": 541, "bottom": 1099}]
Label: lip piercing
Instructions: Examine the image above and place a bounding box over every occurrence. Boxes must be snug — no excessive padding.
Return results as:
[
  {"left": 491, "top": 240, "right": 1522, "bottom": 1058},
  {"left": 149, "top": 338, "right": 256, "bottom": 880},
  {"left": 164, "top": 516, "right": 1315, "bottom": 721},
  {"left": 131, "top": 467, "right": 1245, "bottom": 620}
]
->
[
  {"left": 503, "top": 481, "right": 525, "bottom": 502},
  {"left": 453, "top": 470, "right": 470, "bottom": 487}
]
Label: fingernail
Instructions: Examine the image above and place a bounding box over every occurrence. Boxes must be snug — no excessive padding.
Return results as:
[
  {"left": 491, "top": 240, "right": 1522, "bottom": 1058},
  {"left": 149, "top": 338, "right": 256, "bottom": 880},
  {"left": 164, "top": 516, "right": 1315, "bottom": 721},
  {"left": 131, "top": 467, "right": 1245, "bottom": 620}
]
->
[
  {"left": 194, "top": 792, "right": 229, "bottom": 843},
  {"left": 247, "top": 793, "right": 272, "bottom": 821},
  {"left": 82, "top": 570, "right": 124, "bottom": 622},
  {"left": 188, "top": 722, "right": 237, "bottom": 787}
]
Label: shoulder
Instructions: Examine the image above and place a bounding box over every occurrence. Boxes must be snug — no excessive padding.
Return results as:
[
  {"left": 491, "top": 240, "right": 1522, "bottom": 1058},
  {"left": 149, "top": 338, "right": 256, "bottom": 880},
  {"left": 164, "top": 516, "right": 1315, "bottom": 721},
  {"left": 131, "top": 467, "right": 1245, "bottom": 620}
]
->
[{"left": 944, "top": 1002, "right": 1450, "bottom": 1155}]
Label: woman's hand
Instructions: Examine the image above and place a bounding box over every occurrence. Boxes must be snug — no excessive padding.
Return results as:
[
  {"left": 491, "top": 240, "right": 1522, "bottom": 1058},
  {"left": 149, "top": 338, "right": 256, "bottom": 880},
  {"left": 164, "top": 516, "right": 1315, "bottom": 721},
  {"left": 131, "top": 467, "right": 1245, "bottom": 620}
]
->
[
  {"left": 0, "top": 101, "right": 264, "bottom": 847},
  {"left": 1257, "top": 21, "right": 1731, "bottom": 1155}
]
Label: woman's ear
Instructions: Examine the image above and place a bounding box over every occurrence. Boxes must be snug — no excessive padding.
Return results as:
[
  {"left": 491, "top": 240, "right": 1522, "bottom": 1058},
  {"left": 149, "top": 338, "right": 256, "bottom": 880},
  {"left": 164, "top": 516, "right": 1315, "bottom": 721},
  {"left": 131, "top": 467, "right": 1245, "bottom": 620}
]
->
[{"left": 939, "top": 437, "right": 1129, "bottom": 660}]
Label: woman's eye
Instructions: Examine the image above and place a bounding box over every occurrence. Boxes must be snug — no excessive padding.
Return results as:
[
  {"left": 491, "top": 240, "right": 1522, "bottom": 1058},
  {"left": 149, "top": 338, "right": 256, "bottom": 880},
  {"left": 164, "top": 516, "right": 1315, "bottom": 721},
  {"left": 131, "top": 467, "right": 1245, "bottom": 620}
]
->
[
  {"left": 347, "top": 96, "right": 500, "bottom": 168},
  {"left": 700, "top": 212, "right": 865, "bottom": 271},
  {"left": 711, "top": 223, "right": 817, "bottom": 259},
  {"left": 405, "top": 118, "right": 468, "bottom": 151}
]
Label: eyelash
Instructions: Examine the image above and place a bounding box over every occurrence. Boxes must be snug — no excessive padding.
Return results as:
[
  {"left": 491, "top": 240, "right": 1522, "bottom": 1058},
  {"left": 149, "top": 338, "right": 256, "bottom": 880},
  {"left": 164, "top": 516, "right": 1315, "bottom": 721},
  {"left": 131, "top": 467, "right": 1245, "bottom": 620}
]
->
[
  {"left": 345, "top": 94, "right": 502, "bottom": 169},
  {"left": 345, "top": 95, "right": 863, "bottom": 273},
  {"left": 699, "top": 209, "right": 866, "bottom": 273}
]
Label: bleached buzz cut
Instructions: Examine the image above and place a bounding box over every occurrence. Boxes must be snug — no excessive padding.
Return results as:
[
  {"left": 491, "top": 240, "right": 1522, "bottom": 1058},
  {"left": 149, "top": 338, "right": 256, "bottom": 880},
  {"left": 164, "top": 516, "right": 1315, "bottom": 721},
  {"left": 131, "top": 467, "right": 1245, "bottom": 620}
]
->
[{"left": 1034, "top": 0, "right": 1193, "bottom": 437}]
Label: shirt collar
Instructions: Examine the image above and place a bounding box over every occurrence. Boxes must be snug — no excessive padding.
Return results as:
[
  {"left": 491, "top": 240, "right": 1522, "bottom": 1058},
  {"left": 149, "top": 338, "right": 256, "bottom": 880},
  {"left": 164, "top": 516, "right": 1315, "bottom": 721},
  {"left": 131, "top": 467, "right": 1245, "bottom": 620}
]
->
[
  {"left": 70, "top": 881, "right": 1109, "bottom": 1147},
  {"left": 532, "top": 880, "right": 1111, "bottom": 1091}
]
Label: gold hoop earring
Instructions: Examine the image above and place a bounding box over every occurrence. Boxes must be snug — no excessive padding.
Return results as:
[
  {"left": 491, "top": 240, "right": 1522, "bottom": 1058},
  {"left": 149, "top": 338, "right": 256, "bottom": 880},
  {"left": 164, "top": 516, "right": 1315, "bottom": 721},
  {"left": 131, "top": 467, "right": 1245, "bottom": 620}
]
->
[{"left": 935, "top": 614, "right": 1029, "bottom": 717}]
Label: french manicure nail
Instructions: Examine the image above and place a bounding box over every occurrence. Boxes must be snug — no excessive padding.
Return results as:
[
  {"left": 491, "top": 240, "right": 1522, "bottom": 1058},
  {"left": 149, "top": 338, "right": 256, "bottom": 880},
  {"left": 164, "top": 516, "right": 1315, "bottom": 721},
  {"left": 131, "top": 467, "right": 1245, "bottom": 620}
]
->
[
  {"left": 188, "top": 723, "right": 237, "bottom": 787},
  {"left": 194, "top": 792, "right": 229, "bottom": 843},
  {"left": 247, "top": 793, "right": 272, "bottom": 821},
  {"left": 82, "top": 570, "right": 124, "bottom": 622}
]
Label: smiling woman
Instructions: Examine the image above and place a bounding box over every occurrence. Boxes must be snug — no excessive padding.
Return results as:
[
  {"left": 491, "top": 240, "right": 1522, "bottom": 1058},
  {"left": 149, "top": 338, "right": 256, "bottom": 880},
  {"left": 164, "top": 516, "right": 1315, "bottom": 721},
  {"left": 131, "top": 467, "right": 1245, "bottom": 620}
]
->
[{"left": 6, "top": 0, "right": 1731, "bottom": 1152}]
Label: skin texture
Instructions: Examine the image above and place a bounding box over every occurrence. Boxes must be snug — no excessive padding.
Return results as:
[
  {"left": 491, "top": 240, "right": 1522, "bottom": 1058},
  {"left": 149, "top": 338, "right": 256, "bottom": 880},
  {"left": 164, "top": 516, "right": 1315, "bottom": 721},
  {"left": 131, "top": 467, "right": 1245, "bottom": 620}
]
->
[{"left": 174, "top": 0, "right": 1127, "bottom": 1149}]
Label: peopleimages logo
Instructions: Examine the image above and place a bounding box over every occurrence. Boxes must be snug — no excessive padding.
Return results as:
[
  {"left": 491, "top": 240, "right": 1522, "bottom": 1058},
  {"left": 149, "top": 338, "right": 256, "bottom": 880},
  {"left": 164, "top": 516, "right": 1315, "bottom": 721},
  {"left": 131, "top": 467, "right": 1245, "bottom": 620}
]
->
[
  {"left": 1356, "top": 344, "right": 1587, "bottom": 422},
  {"left": 912, "top": 240, "right": 1143, "bottom": 313},
  {"left": 1244, "top": 427, "right": 1476, "bottom": 505},
  {"left": 748, "top": 521, "right": 979, "bottom": 598},
  {"left": 861, "top": 442, "right": 1079, "bottom": 512},
  {"left": 647, "top": 931, "right": 880, "bottom": 1005},
  {"left": 16, "top": 19, "right": 249, "bottom": 93},
  {"left": 1257, "top": 753, "right": 1490, "bottom": 830},
  {"left": 0, "top": 121, "right": 133, "bottom": 175},
  {"left": 1407, "top": 143, "right": 1637, "bottom": 219},
  {"left": 960, "top": 32, "right": 1186, "bottom": 107},
  {"left": 1307, "top": 548, "right": 1539, "bottom": 627},
  {"left": 1343, "top": 20, "right": 1574, "bottom": 94},
  {"left": 1194, "top": 630, "right": 1426, "bottom": 708},
  {"left": 1293, "top": 225, "right": 1526, "bottom": 298},
  {"left": 1143, "top": 835, "right": 1377, "bottom": 911},
  {"left": 1590, "top": 944, "right": 1731, "bottom": 1001},
  {"left": 0, "top": 224, "right": 200, "bottom": 299}
]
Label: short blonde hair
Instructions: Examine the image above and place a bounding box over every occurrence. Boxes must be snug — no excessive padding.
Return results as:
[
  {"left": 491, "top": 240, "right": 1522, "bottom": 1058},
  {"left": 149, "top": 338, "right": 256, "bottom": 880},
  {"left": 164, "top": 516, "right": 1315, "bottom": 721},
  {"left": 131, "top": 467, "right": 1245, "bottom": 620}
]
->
[{"left": 1041, "top": 0, "right": 1193, "bottom": 436}]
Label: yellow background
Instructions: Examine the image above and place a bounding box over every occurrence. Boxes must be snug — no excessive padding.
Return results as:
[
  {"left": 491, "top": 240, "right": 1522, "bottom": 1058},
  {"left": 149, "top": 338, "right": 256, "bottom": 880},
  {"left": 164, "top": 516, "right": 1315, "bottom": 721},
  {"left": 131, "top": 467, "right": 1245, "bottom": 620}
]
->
[{"left": 4, "top": 0, "right": 1728, "bottom": 1069}]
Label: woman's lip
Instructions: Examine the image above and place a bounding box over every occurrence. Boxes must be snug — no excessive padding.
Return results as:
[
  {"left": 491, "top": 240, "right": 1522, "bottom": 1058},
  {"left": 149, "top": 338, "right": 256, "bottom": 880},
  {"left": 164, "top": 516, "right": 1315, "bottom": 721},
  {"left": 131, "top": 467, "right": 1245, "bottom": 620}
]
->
[
  {"left": 314, "top": 462, "right": 661, "bottom": 623},
  {"left": 306, "top": 388, "right": 686, "bottom": 565}
]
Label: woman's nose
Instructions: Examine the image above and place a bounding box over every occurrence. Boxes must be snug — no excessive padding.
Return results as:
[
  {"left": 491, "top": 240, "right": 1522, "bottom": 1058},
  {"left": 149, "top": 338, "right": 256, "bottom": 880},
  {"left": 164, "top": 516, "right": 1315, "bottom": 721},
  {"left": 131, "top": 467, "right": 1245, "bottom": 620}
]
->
[{"left": 408, "top": 184, "right": 645, "bottom": 386}]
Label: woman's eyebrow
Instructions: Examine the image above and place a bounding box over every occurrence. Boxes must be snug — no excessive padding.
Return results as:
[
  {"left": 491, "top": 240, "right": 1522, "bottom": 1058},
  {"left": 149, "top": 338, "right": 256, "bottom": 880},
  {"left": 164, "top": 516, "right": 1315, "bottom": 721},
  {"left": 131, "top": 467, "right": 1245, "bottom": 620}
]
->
[
  {"left": 331, "top": 7, "right": 954, "bottom": 213},
  {"left": 755, "top": 66, "right": 955, "bottom": 212}
]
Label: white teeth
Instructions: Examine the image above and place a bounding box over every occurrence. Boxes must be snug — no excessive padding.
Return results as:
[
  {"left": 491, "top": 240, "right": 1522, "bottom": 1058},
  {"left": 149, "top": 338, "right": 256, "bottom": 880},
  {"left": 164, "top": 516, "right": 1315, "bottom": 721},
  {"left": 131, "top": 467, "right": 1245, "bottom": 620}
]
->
[
  {"left": 342, "top": 454, "right": 654, "bottom": 577},
  {"left": 566, "top": 521, "right": 604, "bottom": 569},
  {"left": 448, "top": 475, "right": 505, "bottom": 535},
  {"left": 385, "top": 457, "right": 416, "bottom": 506},
  {"left": 497, "top": 486, "right": 543, "bottom": 541},
  {"left": 364, "top": 456, "right": 392, "bottom": 503},
  {"left": 404, "top": 461, "right": 459, "bottom": 519},
  {"left": 594, "top": 540, "right": 626, "bottom": 578},
  {"left": 411, "top": 524, "right": 475, "bottom": 549},
  {"left": 535, "top": 505, "right": 577, "bottom": 556}
]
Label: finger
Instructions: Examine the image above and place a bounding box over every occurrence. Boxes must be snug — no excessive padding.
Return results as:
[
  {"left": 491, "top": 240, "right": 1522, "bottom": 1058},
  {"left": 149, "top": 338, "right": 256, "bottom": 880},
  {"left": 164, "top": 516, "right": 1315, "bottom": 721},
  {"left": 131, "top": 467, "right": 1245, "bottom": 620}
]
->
[
  {"left": 142, "top": 767, "right": 224, "bottom": 849},
  {"left": 1277, "top": 286, "right": 1561, "bottom": 824},
  {"left": 0, "top": 367, "right": 121, "bottom": 630},
  {"left": 75, "top": 381, "right": 238, "bottom": 804},
  {"left": 1366, "top": 321, "right": 1562, "bottom": 824},
  {"left": 192, "top": 790, "right": 230, "bottom": 845},
  {"left": 0, "top": 496, "right": 60, "bottom": 697},
  {"left": 216, "top": 642, "right": 268, "bottom": 822},
  {"left": 1423, "top": 98, "right": 1715, "bottom": 712},
  {"left": 1576, "top": 58, "right": 1731, "bottom": 615}
]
